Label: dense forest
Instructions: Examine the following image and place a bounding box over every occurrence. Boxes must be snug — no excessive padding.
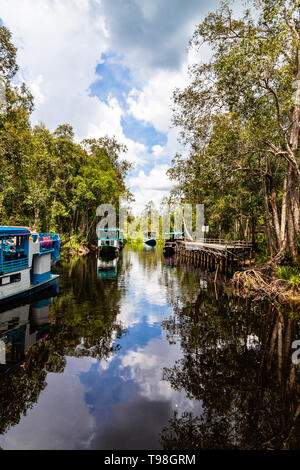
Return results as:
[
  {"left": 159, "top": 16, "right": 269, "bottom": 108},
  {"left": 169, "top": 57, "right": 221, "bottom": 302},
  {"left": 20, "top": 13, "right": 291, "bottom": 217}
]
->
[
  {"left": 0, "top": 25, "right": 132, "bottom": 245},
  {"left": 169, "top": 0, "right": 300, "bottom": 265},
  {"left": 1, "top": 0, "right": 300, "bottom": 269}
]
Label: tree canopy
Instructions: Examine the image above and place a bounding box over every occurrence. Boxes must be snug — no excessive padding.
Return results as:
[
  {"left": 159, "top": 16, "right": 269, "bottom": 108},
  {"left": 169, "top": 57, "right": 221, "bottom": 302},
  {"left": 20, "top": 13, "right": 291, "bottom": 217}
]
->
[
  {"left": 169, "top": 0, "right": 300, "bottom": 263},
  {"left": 0, "top": 25, "right": 132, "bottom": 242}
]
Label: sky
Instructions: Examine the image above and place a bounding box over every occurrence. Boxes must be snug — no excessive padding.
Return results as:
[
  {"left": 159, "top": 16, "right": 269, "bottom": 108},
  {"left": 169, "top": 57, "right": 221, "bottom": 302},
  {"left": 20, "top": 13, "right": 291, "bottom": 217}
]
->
[{"left": 0, "top": 0, "right": 219, "bottom": 214}]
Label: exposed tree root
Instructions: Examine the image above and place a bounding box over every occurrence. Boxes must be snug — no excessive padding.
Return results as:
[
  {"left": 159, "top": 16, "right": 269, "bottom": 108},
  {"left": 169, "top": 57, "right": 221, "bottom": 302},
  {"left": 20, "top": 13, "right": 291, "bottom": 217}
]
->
[{"left": 232, "top": 264, "right": 300, "bottom": 305}]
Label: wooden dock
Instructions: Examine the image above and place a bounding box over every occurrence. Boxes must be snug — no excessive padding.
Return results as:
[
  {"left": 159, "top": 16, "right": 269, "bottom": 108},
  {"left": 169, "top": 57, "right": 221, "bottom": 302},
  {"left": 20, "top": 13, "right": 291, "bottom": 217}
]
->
[{"left": 175, "top": 238, "right": 253, "bottom": 276}]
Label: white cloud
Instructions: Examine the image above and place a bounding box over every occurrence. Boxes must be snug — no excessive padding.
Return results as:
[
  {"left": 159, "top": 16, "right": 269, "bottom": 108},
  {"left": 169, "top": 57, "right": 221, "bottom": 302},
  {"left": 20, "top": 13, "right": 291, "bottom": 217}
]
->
[
  {"left": 0, "top": 0, "right": 105, "bottom": 127},
  {"left": 130, "top": 165, "right": 172, "bottom": 191},
  {"left": 0, "top": 0, "right": 147, "bottom": 169},
  {"left": 127, "top": 67, "right": 186, "bottom": 134},
  {"left": 0, "top": 0, "right": 214, "bottom": 213},
  {"left": 152, "top": 145, "right": 164, "bottom": 158},
  {"left": 129, "top": 164, "right": 173, "bottom": 213},
  {"left": 29, "top": 74, "right": 45, "bottom": 106}
]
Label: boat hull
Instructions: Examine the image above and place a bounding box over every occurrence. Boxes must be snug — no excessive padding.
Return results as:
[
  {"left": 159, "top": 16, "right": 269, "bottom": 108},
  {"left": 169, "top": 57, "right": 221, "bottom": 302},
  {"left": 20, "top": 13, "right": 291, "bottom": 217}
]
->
[
  {"left": 0, "top": 274, "right": 59, "bottom": 304},
  {"left": 99, "top": 245, "right": 119, "bottom": 256},
  {"left": 144, "top": 239, "right": 156, "bottom": 247}
]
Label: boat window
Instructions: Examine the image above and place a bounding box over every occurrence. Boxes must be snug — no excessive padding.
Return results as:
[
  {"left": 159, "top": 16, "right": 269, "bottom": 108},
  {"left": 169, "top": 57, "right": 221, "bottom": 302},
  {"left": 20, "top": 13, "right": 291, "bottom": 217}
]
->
[
  {"left": 10, "top": 273, "right": 21, "bottom": 283},
  {"left": 1, "top": 236, "right": 27, "bottom": 261},
  {"left": 0, "top": 235, "right": 29, "bottom": 276},
  {"left": 0, "top": 273, "right": 21, "bottom": 285}
]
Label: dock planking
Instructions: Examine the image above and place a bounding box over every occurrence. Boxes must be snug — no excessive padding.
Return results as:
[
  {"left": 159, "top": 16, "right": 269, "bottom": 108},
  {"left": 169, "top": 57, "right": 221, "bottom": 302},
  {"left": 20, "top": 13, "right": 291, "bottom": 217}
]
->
[{"left": 174, "top": 238, "right": 253, "bottom": 276}]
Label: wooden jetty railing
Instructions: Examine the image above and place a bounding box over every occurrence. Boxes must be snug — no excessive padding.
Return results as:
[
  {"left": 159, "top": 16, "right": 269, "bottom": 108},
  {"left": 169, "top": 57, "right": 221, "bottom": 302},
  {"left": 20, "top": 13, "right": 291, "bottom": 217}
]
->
[
  {"left": 174, "top": 238, "right": 253, "bottom": 277},
  {"left": 193, "top": 238, "right": 252, "bottom": 248}
]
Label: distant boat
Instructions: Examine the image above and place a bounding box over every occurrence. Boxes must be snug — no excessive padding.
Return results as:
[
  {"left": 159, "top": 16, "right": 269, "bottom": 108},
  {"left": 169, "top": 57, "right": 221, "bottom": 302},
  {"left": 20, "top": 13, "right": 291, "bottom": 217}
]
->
[
  {"left": 163, "top": 232, "right": 184, "bottom": 255},
  {"left": 0, "top": 226, "right": 61, "bottom": 303},
  {"left": 98, "top": 228, "right": 123, "bottom": 256},
  {"left": 143, "top": 232, "right": 157, "bottom": 247}
]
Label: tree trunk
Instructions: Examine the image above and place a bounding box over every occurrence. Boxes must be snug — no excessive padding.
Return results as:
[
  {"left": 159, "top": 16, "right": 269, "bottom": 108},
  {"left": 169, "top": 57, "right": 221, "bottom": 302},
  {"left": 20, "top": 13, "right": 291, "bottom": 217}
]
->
[
  {"left": 261, "top": 166, "right": 275, "bottom": 257},
  {"left": 280, "top": 173, "right": 287, "bottom": 244},
  {"left": 266, "top": 158, "right": 282, "bottom": 249},
  {"left": 34, "top": 207, "right": 39, "bottom": 231},
  {"left": 286, "top": 42, "right": 300, "bottom": 262}
]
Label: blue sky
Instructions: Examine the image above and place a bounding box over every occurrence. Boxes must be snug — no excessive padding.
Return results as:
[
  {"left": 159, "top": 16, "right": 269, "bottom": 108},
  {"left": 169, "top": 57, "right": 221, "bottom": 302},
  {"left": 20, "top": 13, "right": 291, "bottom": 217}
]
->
[{"left": 0, "top": 0, "right": 218, "bottom": 213}]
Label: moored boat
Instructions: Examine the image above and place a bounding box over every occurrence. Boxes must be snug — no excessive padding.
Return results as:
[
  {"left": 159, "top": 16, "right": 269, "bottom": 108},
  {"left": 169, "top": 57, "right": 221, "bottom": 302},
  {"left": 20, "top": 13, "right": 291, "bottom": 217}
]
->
[
  {"left": 143, "top": 232, "right": 157, "bottom": 247},
  {"left": 38, "top": 232, "right": 61, "bottom": 265},
  {"left": 0, "top": 227, "right": 60, "bottom": 303},
  {"left": 98, "top": 228, "right": 121, "bottom": 256},
  {"left": 163, "top": 232, "right": 184, "bottom": 255},
  {"left": 7, "top": 227, "right": 61, "bottom": 266}
]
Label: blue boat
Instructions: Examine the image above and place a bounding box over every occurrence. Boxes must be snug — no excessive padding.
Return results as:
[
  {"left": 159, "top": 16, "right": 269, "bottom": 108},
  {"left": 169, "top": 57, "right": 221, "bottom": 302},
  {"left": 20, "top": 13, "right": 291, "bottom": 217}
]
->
[
  {"left": 38, "top": 232, "right": 61, "bottom": 265},
  {"left": 143, "top": 232, "right": 157, "bottom": 247},
  {"left": 0, "top": 227, "right": 61, "bottom": 303}
]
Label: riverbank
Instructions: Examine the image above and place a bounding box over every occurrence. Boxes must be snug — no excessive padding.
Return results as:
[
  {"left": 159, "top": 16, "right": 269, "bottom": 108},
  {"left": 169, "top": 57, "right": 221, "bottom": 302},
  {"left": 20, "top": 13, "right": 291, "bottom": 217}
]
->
[
  {"left": 60, "top": 237, "right": 165, "bottom": 258},
  {"left": 232, "top": 263, "right": 300, "bottom": 305},
  {"left": 60, "top": 235, "right": 97, "bottom": 258},
  {"left": 60, "top": 235, "right": 300, "bottom": 306}
]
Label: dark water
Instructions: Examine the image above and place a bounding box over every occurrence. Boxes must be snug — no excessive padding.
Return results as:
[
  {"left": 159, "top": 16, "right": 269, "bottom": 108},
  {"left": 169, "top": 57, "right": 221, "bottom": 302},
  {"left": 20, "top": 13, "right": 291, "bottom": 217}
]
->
[{"left": 0, "top": 246, "right": 300, "bottom": 450}]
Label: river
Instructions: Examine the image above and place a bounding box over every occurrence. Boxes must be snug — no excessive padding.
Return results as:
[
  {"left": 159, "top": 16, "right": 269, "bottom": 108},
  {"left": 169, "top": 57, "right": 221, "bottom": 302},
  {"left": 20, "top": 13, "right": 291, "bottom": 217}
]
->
[{"left": 0, "top": 245, "right": 299, "bottom": 450}]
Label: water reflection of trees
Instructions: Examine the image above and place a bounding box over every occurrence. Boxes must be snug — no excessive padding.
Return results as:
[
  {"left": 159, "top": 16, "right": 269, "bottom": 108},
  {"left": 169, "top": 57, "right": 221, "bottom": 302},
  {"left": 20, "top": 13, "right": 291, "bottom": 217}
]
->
[
  {"left": 160, "top": 257, "right": 205, "bottom": 309},
  {"left": 0, "top": 255, "right": 127, "bottom": 436},
  {"left": 130, "top": 243, "right": 163, "bottom": 271},
  {"left": 161, "top": 284, "right": 300, "bottom": 449},
  {"left": 51, "top": 255, "right": 127, "bottom": 358}
]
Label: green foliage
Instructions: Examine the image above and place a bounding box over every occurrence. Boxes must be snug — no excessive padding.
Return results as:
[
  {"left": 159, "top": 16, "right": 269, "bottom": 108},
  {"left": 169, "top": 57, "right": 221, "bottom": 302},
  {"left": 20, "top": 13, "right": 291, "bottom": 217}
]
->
[
  {"left": 0, "top": 25, "right": 18, "bottom": 81},
  {"left": 276, "top": 266, "right": 300, "bottom": 287},
  {"left": 0, "top": 25, "right": 132, "bottom": 243},
  {"left": 169, "top": 0, "right": 300, "bottom": 258}
]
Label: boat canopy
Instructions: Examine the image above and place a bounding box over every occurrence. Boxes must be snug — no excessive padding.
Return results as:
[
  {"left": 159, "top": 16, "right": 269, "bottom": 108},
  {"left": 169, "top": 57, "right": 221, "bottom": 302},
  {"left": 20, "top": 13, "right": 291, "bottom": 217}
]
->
[{"left": 0, "top": 227, "right": 31, "bottom": 238}]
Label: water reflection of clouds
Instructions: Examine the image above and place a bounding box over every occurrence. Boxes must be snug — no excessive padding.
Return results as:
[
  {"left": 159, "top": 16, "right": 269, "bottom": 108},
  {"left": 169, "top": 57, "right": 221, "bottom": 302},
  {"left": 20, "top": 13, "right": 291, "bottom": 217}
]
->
[
  {"left": 78, "top": 332, "right": 201, "bottom": 449},
  {"left": 91, "top": 397, "right": 172, "bottom": 449},
  {"left": 118, "top": 299, "right": 140, "bottom": 328},
  {"left": 0, "top": 249, "right": 203, "bottom": 450},
  {"left": 76, "top": 245, "right": 202, "bottom": 449},
  {"left": 117, "top": 252, "right": 171, "bottom": 329},
  {"left": 118, "top": 336, "right": 196, "bottom": 413},
  {"left": 0, "top": 368, "right": 96, "bottom": 450},
  {"left": 98, "top": 250, "right": 201, "bottom": 421}
]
